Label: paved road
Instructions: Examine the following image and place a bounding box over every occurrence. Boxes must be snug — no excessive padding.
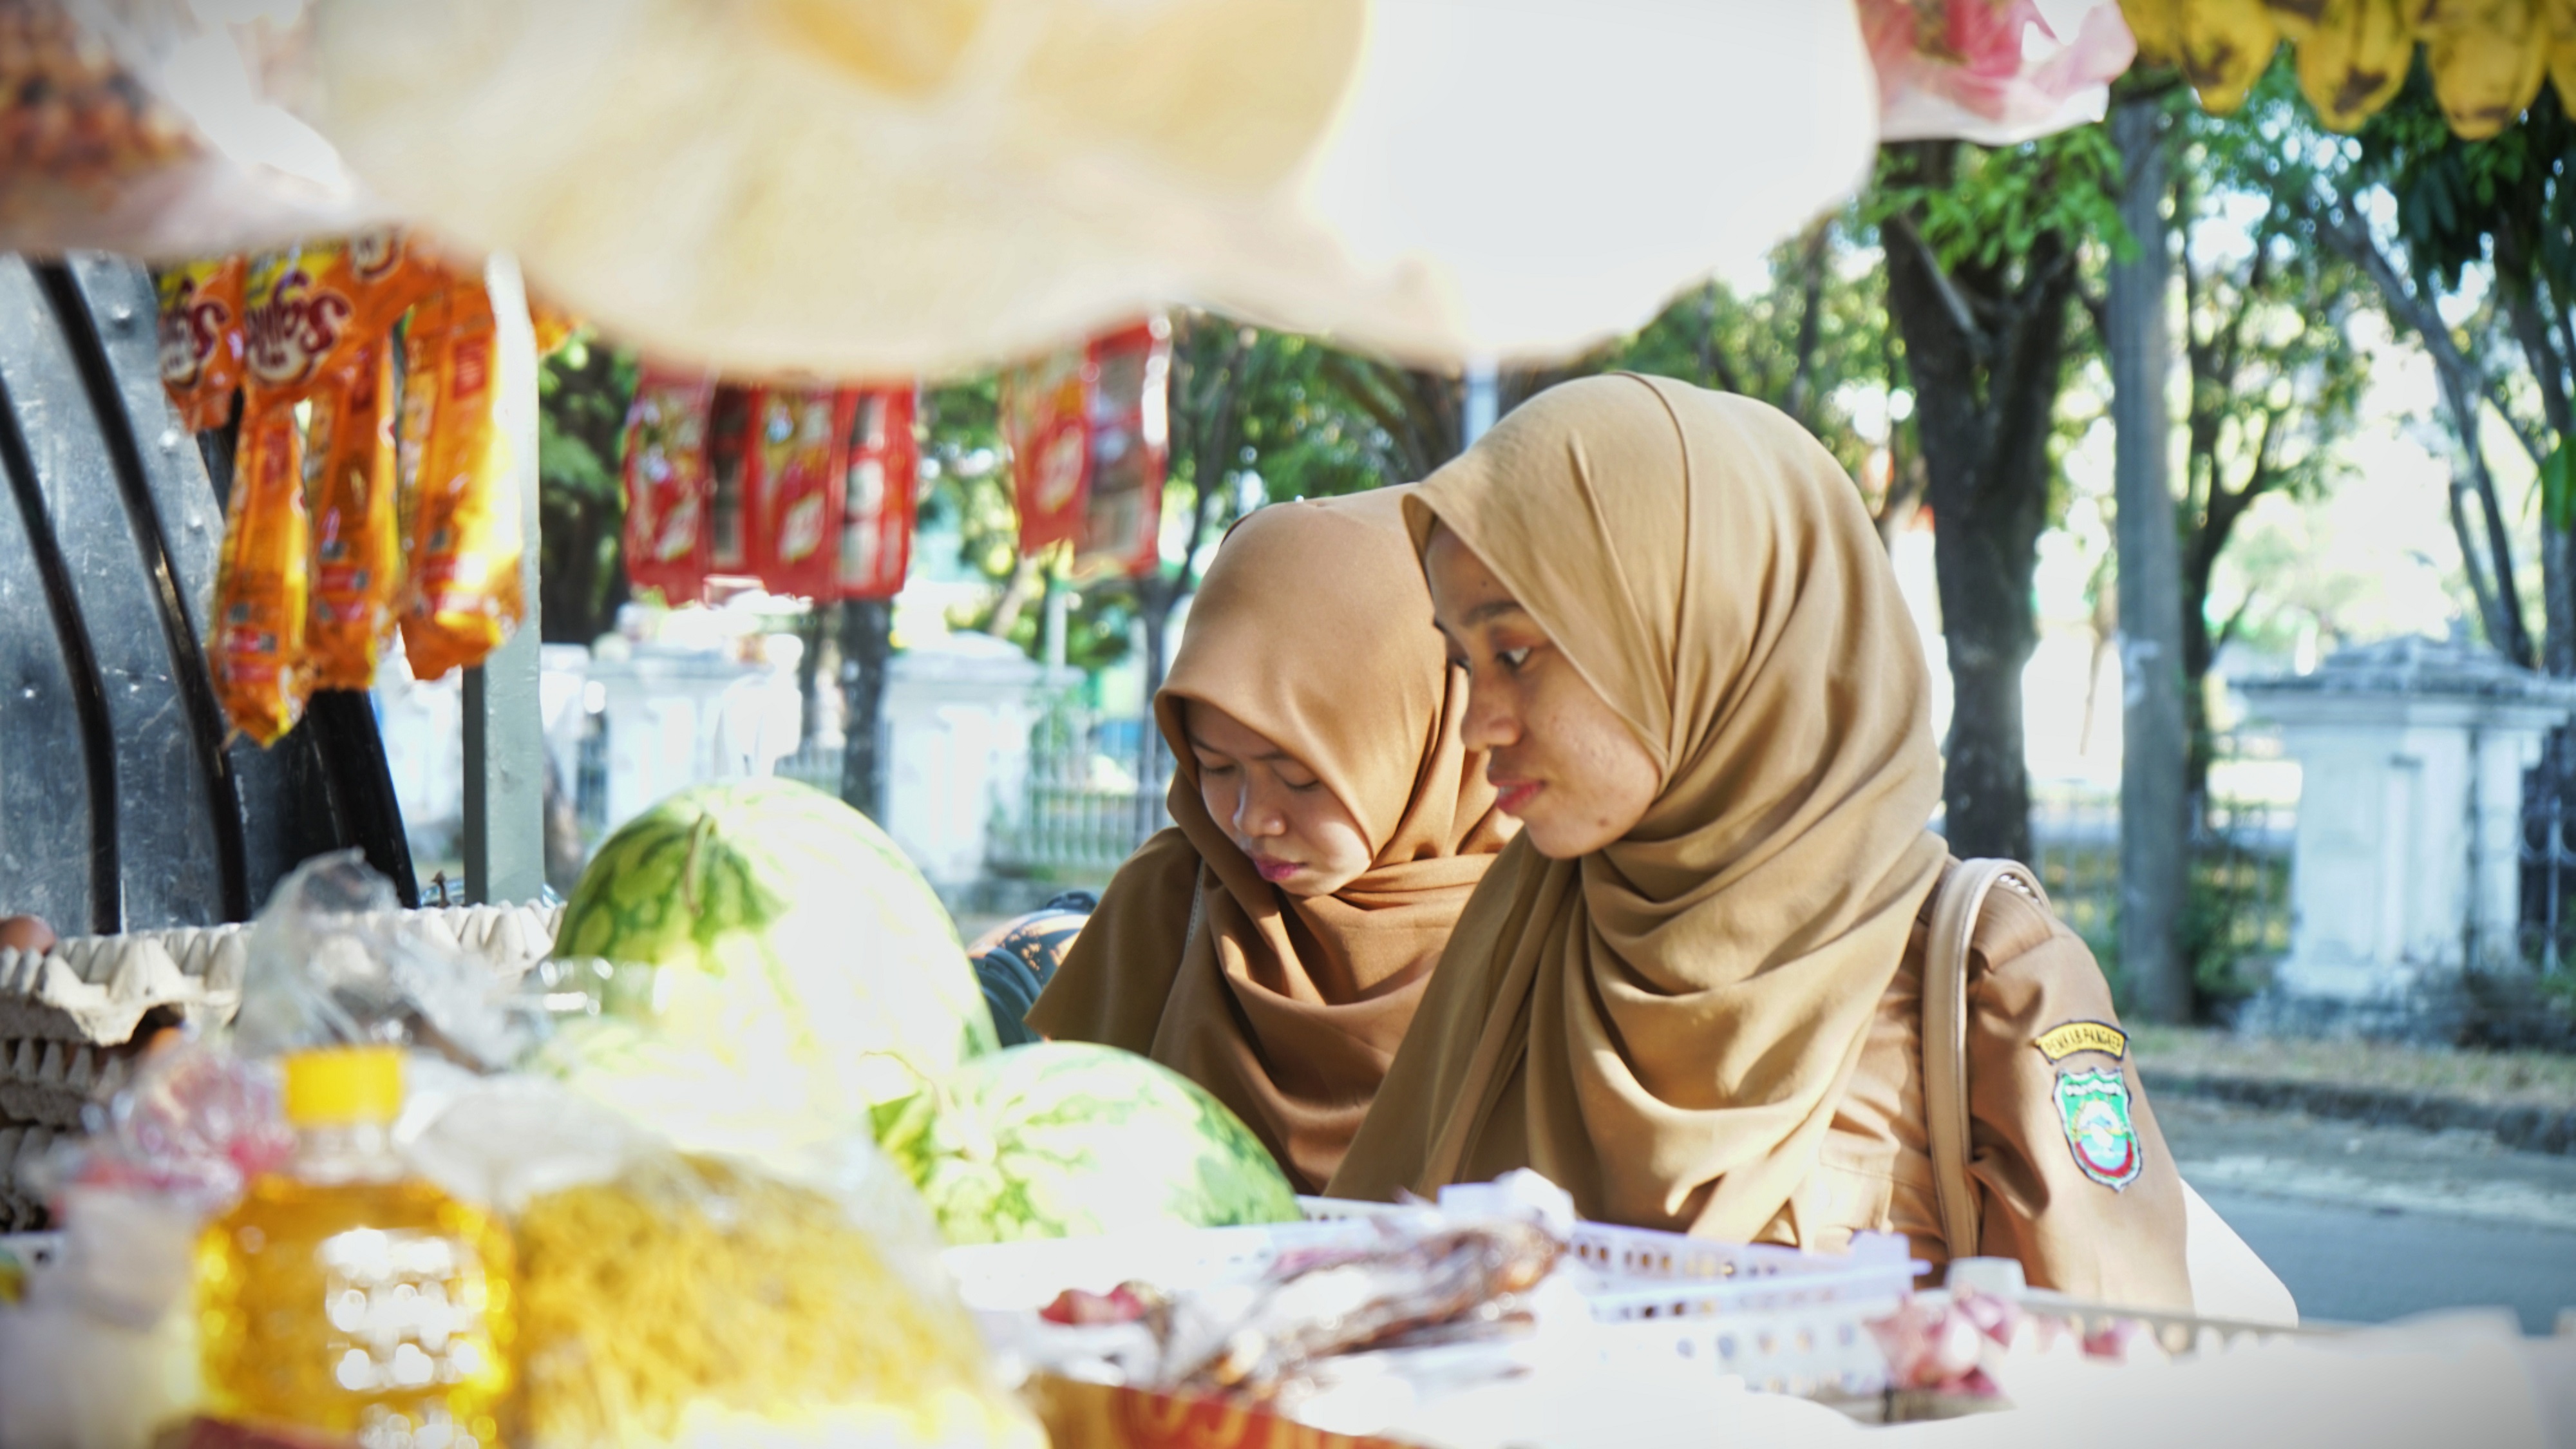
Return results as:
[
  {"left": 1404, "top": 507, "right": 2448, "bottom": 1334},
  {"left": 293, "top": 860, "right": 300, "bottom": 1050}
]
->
[
  {"left": 2158, "top": 1095, "right": 2576, "bottom": 1333},
  {"left": 2197, "top": 1189, "right": 2576, "bottom": 1333}
]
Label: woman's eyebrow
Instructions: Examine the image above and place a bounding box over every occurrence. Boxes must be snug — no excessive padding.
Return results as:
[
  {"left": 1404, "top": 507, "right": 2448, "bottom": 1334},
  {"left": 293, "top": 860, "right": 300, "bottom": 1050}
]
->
[
  {"left": 1463, "top": 600, "right": 1529, "bottom": 627},
  {"left": 1189, "top": 734, "right": 1291, "bottom": 764}
]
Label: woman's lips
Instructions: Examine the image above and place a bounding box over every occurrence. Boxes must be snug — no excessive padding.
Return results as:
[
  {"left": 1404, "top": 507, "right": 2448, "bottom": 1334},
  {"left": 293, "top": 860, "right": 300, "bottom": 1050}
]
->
[
  {"left": 1253, "top": 857, "right": 1300, "bottom": 883},
  {"left": 1493, "top": 779, "right": 1542, "bottom": 815}
]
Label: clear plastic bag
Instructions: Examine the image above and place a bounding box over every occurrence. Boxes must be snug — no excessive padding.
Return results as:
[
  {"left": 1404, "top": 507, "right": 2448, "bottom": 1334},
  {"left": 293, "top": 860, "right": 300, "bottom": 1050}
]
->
[
  {"left": 228, "top": 850, "right": 539, "bottom": 1069},
  {"left": 2, "top": 0, "right": 382, "bottom": 259},
  {"left": 388, "top": 1063, "right": 1041, "bottom": 1449}
]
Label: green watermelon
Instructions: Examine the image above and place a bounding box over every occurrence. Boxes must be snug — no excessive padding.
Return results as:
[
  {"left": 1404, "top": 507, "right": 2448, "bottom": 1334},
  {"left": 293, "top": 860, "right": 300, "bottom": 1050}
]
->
[
  {"left": 877, "top": 1043, "right": 1302, "bottom": 1244},
  {"left": 545, "top": 778, "right": 997, "bottom": 1135}
]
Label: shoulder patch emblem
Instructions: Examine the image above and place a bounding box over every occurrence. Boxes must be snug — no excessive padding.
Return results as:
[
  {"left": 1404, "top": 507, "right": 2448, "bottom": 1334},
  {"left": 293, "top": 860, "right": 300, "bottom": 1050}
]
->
[
  {"left": 2054, "top": 1067, "right": 2143, "bottom": 1190},
  {"left": 2033, "top": 1020, "right": 2128, "bottom": 1063}
]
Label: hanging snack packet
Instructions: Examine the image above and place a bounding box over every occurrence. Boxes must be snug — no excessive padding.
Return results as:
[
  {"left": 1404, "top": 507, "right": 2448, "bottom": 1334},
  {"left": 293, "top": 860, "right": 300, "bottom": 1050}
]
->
[
  {"left": 242, "top": 231, "right": 448, "bottom": 404},
  {"left": 303, "top": 341, "right": 400, "bottom": 690},
  {"left": 836, "top": 386, "right": 920, "bottom": 601},
  {"left": 749, "top": 384, "right": 847, "bottom": 600},
  {"left": 397, "top": 279, "right": 524, "bottom": 679},
  {"left": 240, "top": 243, "right": 352, "bottom": 404},
  {"left": 155, "top": 256, "right": 245, "bottom": 433},
  {"left": 621, "top": 367, "right": 715, "bottom": 605},
  {"left": 207, "top": 394, "right": 310, "bottom": 744}
]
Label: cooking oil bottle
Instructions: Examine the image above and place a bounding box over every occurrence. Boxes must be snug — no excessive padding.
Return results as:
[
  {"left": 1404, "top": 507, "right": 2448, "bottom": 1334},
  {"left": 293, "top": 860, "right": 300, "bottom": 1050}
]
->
[{"left": 196, "top": 1045, "right": 515, "bottom": 1448}]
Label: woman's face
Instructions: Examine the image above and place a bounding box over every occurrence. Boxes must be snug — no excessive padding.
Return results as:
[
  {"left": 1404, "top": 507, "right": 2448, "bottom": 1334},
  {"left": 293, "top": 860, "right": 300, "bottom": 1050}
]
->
[
  {"left": 1184, "top": 701, "right": 1376, "bottom": 896},
  {"left": 1425, "top": 524, "right": 1660, "bottom": 858}
]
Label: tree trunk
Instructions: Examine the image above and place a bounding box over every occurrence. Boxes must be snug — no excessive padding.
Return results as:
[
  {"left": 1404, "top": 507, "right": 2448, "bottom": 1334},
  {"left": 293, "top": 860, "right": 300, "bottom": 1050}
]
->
[
  {"left": 1882, "top": 149, "right": 2072, "bottom": 864},
  {"left": 837, "top": 599, "right": 893, "bottom": 820},
  {"left": 2108, "top": 97, "right": 2195, "bottom": 1024}
]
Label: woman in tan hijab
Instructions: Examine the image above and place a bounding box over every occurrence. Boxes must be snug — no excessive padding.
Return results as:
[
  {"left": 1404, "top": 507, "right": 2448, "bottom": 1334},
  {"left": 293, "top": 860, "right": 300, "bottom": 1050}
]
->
[
  {"left": 1329, "top": 374, "right": 2194, "bottom": 1310},
  {"left": 1028, "top": 487, "right": 1514, "bottom": 1192}
]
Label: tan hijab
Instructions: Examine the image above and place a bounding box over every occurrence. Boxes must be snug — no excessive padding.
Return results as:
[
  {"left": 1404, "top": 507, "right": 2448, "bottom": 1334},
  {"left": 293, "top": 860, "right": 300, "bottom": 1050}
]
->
[
  {"left": 1327, "top": 375, "right": 1949, "bottom": 1238},
  {"left": 1027, "top": 487, "right": 1513, "bottom": 1191}
]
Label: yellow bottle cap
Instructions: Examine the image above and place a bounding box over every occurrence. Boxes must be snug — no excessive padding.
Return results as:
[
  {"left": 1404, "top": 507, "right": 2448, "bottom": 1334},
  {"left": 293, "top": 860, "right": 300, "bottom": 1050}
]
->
[{"left": 281, "top": 1045, "right": 405, "bottom": 1126}]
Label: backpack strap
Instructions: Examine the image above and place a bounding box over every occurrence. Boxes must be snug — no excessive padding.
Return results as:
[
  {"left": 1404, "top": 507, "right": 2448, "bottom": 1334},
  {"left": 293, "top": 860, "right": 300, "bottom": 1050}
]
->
[{"left": 1922, "top": 857, "right": 2050, "bottom": 1265}]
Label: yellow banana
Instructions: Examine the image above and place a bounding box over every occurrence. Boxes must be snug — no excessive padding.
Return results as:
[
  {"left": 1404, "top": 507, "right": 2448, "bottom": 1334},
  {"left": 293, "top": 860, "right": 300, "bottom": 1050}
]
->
[
  {"left": 2264, "top": 0, "right": 2334, "bottom": 40},
  {"left": 2297, "top": 0, "right": 2418, "bottom": 130},
  {"left": 2123, "top": 0, "right": 2191, "bottom": 66},
  {"left": 2182, "top": 0, "right": 2283, "bottom": 112},
  {"left": 2427, "top": 0, "right": 2546, "bottom": 137},
  {"left": 2548, "top": 0, "right": 2576, "bottom": 112}
]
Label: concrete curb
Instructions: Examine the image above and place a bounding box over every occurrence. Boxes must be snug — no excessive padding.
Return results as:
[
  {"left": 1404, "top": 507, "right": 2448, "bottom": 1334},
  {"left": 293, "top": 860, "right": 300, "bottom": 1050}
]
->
[{"left": 2144, "top": 1070, "right": 2576, "bottom": 1158}]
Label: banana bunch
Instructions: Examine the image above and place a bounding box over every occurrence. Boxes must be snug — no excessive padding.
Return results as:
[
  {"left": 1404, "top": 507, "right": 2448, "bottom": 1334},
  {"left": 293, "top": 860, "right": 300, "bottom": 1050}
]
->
[
  {"left": 2550, "top": 0, "right": 2576, "bottom": 115},
  {"left": 2287, "top": 0, "right": 2416, "bottom": 130},
  {"left": 2122, "top": 0, "right": 2186, "bottom": 66},
  {"left": 2171, "top": 0, "right": 2282, "bottom": 113},
  {"left": 2418, "top": 0, "right": 2546, "bottom": 138}
]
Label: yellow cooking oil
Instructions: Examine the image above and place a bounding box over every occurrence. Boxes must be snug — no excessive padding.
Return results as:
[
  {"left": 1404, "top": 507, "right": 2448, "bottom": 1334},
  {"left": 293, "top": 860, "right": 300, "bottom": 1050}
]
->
[{"left": 196, "top": 1045, "right": 515, "bottom": 1449}]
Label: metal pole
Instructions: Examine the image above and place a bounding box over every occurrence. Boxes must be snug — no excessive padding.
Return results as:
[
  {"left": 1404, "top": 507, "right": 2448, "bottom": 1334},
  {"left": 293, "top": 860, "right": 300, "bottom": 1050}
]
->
[
  {"left": 2108, "top": 97, "right": 2194, "bottom": 1024},
  {"left": 462, "top": 252, "right": 548, "bottom": 906}
]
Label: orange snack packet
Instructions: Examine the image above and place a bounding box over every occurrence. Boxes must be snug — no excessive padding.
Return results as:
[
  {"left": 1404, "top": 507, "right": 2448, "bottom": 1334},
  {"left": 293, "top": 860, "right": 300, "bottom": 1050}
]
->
[
  {"left": 396, "top": 280, "right": 524, "bottom": 679},
  {"left": 155, "top": 256, "right": 245, "bottom": 433},
  {"left": 529, "top": 292, "right": 580, "bottom": 357},
  {"left": 303, "top": 340, "right": 401, "bottom": 691},
  {"left": 242, "top": 231, "right": 448, "bottom": 404},
  {"left": 207, "top": 392, "right": 310, "bottom": 745}
]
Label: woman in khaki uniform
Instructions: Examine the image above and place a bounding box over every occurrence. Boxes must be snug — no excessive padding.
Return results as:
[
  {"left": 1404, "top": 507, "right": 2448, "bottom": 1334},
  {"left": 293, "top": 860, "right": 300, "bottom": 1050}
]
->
[
  {"left": 1327, "top": 374, "right": 2194, "bottom": 1310},
  {"left": 1030, "top": 488, "right": 1514, "bottom": 1192}
]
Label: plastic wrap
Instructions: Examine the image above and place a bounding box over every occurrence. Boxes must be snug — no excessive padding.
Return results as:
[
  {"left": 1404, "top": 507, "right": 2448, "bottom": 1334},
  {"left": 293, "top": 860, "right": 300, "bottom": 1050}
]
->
[
  {"left": 505, "top": 1130, "right": 1043, "bottom": 1449},
  {"left": 1860, "top": 0, "right": 2137, "bottom": 147},
  {"left": 227, "top": 851, "right": 538, "bottom": 1070},
  {"left": 3, "top": 0, "right": 382, "bottom": 258}
]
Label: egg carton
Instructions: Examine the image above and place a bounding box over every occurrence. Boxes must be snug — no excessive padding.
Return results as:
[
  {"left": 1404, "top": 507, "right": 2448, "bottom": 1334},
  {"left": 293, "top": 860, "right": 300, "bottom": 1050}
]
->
[
  {"left": 0, "top": 1125, "right": 61, "bottom": 1231},
  {"left": 0, "top": 904, "right": 562, "bottom": 1233}
]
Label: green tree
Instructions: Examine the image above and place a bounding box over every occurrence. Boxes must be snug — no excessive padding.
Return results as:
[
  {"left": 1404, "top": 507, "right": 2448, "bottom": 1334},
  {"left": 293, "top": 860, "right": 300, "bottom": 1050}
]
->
[
  {"left": 1875, "top": 128, "right": 2126, "bottom": 862},
  {"left": 1598, "top": 218, "right": 1921, "bottom": 534},
  {"left": 2167, "top": 74, "right": 2372, "bottom": 807},
  {"left": 2280, "top": 72, "right": 2575, "bottom": 673},
  {"left": 535, "top": 334, "right": 639, "bottom": 645}
]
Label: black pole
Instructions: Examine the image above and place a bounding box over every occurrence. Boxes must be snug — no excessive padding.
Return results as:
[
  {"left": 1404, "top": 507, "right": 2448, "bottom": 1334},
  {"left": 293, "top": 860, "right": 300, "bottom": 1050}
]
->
[{"left": 838, "top": 598, "right": 893, "bottom": 820}]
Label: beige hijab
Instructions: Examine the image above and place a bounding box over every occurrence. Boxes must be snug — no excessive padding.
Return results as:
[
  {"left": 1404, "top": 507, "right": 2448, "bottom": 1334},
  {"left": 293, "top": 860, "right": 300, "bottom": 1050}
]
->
[
  {"left": 1327, "top": 375, "right": 1948, "bottom": 1238},
  {"left": 1027, "top": 487, "right": 1513, "bottom": 1191}
]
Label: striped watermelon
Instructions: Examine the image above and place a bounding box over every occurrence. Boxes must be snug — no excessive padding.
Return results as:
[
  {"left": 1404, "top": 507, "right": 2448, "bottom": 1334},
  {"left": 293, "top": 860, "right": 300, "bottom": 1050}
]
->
[
  {"left": 545, "top": 778, "right": 996, "bottom": 1135},
  {"left": 878, "top": 1043, "right": 1300, "bottom": 1245}
]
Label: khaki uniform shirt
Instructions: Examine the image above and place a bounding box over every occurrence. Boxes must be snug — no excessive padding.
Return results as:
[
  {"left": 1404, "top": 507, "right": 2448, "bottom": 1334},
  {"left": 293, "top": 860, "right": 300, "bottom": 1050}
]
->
[{"left": 1758, "top": 861, "right": 2194, "bottom": 1311}]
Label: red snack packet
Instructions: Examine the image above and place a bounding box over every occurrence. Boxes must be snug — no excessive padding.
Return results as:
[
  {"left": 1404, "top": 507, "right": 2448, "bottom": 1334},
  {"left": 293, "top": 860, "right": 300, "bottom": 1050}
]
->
[
  {"left": 748, "top": 384, "right": 847, "bottom": 600},
  {"left": 620, "top": 366, "right": 715, "bottom": 604},
  {"left": 303, "top": 340, "right": 400, "bottom": 691},
  {"left": 835, "top": 385, "right": 919, "bottom": 601},
  {"left": 1073, "top": 320, "right": 1170, "bottom": 580},
  {"left": 396, "top": 280, "right": 524, "bottom": 679},
  {"left": 207, "top": 392, "right": 310, "bottom": 745},
  {"left": 155, "top": 256, "right": 245, "bottom": 433},
  {"left": 1001, "top": 348, "right": 1088, "bottom": 554}
]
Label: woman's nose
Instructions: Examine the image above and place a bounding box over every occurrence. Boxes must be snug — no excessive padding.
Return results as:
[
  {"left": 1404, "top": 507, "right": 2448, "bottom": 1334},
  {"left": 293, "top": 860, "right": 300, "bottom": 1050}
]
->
[
  {"left": 1461, "top": 679, "right": 1517, "bottom": 752},
  {"left": 1233, "top": 779, "right": 1286, "bottom": 837}
]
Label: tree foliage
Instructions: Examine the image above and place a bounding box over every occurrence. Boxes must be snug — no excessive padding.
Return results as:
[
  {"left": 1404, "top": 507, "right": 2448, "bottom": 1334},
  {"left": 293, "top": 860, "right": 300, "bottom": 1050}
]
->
[
  {"left": 2168, "top": 70, "right": 2372, "bottom": 797},
  {"left": 535, "top": 334, "right": 639, "bottom": 644}
]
